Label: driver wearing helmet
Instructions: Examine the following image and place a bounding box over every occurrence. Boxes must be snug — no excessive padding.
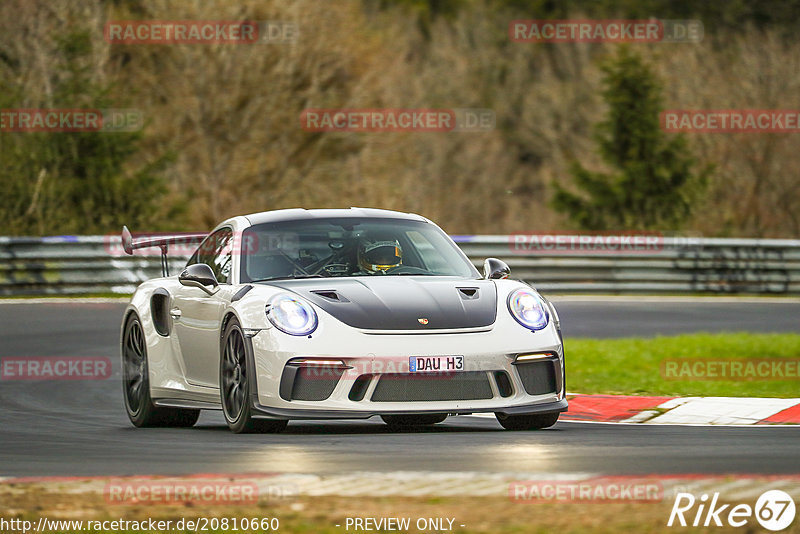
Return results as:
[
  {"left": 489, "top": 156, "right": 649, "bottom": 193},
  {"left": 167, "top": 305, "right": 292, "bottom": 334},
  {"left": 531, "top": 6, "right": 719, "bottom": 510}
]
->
[{"left": 358, "top": 237, "right": 402, "bottom": 274}]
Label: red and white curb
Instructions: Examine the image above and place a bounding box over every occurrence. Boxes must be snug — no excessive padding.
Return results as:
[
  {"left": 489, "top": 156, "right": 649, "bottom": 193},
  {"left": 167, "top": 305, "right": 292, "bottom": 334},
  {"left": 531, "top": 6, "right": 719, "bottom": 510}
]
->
[{"left": 559, "top": 395, "right": 800, "bottom": 425}]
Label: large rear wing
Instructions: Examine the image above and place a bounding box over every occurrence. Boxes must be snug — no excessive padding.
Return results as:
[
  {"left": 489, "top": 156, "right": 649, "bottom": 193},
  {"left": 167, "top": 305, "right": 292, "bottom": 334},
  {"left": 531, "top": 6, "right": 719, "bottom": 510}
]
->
[{"left": 121, "top": 226, "right": 207, "bottom": 277}]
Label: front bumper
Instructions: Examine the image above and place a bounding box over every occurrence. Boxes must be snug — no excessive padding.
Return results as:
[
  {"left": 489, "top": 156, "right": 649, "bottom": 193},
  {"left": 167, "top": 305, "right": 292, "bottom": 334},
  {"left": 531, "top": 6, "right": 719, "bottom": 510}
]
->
[
  {"left": 247, "top": 317, "right": 566, "bottom": 419},
  {"left": 250, "top": 397, "right": 568, "bottom": 420}
]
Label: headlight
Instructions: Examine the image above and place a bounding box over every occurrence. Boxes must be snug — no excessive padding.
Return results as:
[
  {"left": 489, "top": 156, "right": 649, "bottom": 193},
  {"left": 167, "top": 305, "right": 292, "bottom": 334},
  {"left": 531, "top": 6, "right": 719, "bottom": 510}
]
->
[
  {"left": 507, "top": 288, "right": 549, "bottom": 331},
  {"left": 266, "top": 294, "right": 318, "bottom": 336}
]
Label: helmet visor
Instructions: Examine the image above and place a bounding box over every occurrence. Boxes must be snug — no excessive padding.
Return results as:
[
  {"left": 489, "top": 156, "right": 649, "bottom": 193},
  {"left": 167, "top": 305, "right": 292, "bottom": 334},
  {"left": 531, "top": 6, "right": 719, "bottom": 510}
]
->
[{"left": 361, "top": 241, "right": 402, "bottom": 271}]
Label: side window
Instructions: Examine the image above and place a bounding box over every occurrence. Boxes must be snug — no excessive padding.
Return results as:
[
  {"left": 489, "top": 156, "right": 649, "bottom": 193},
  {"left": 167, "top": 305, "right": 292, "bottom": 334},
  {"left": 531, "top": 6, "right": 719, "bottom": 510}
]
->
[
  {"left": 186, "top": 228, "right": 233, "bottom": 284},
  {"left": 214, "top": 232, "right": 233, "bottom": 284}
]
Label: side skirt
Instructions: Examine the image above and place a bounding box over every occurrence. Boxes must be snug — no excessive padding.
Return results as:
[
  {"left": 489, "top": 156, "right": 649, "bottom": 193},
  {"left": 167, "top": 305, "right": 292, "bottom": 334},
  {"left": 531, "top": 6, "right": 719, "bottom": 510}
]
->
[{"left": 153, "top": 399, "right": 222, "bottom": 411}]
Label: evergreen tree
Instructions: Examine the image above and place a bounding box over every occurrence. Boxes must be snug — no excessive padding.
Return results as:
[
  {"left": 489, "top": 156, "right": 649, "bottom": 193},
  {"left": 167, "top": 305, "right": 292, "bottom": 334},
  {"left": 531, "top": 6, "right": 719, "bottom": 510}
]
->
[
  {"left": 0, "top": 29, "right": 178, "bottom": 235},
  {"left": 552, "top": 47, "right": 710, "bottom": 230}
]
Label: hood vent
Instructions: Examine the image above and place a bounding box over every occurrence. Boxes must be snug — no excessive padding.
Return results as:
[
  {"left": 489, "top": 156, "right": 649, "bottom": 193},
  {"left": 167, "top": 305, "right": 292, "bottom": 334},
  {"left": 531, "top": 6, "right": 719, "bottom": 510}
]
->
[
  {"left": 271, "top": 278, "right": 497, "bottom": 330},
  {"left": 457, "top": 287, "right": 479, "bottom": 299},
  {"left": 311, "top": 290, "right": 348, "bottom": 302}
]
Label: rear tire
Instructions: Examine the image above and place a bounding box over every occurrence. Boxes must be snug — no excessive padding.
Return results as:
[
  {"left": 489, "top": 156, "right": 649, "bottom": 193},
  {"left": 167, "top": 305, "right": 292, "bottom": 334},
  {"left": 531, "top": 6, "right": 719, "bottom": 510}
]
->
[
  {"left": 220, "top": 318, "right": 287, "bottom": 434},
  {"left": 122, "top": 315, "right": 200, "bottom": 428},
  {"left": 381, "top": 414, "right": 447, "bottom": 427},
  {"left": 495, "top": 412, "right": 559, "bottom": 430}
]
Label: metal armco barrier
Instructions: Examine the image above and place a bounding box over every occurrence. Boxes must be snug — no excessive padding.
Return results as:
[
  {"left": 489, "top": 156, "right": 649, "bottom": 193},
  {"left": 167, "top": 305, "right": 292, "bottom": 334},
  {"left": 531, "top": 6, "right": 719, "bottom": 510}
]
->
[
  {"left": 457, "top": 235, "right": 800, "bottom": 295},
  {"left": 0, "top": 236, "right": 190, "bottom": 296},
  {"left": 1, "top": 234, "right": 799, "bottom": 296}
]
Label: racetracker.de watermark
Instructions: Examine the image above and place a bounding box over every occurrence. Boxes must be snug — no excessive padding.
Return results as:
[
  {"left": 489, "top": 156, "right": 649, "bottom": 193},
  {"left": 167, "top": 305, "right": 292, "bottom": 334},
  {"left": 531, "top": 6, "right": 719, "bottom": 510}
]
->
[
  {"left": 0, "top": 357, "right": 112, "bottom": 381},
  {"left": 509, "top": 19, "right": 703, "bottom": 43},
  {"left": 0, "top": 109, "right": 142, "bottom": 132},
  {"left": 509, "top": 477, "right": 664, "bottom": 502},
  {"left": 300, "top": 108, "right": 495, "bottom": 132},
  {"left": 104, "top": 480, "right": 262, "bottom": 505},
  {"left": 104, "top": 20, "right": 297, "bottom": 44},
  {"left": 661, "top": 110, "right": 800, "bottom": 133},
  {"left": 293, "top": 356, "right": 468, "bottom": 382},
  {"left": 509, "top": 233, "right": 702, "bottom": 255},
  {"left": 107, "top": 231, "right": 300, "bottom": 257},
  {"left": 662, "top": 359, "right": 800, "bottom": 381}
]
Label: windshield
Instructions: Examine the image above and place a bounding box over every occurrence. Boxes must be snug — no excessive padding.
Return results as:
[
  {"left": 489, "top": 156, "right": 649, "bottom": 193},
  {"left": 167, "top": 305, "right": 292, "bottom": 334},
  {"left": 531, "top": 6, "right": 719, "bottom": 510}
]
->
[{"left": 240, "top": 217, "right": 479, "bottom": 282}]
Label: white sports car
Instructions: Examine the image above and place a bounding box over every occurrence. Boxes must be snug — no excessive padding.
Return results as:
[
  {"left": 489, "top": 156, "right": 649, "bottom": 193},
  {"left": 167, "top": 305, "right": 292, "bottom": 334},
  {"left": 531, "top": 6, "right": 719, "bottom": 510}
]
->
[{"left": 120, "top": 208, "right": 567, "bottom": 433}]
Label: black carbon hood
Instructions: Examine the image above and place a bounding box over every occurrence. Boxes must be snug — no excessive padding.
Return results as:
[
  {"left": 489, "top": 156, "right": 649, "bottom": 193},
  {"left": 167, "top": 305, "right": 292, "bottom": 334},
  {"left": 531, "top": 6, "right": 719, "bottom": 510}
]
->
[{"left": 266, "top": 277, "right": 497, "bottom": 330}]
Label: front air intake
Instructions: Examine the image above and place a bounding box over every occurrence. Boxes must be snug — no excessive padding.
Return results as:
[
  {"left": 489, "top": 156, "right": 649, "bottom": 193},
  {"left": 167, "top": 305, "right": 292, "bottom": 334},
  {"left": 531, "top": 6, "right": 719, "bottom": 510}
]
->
[
  {"left": 494, "top": 371, "right": 514, "bottom": 397},
  {"left": 371, "top": 371, "right": 494, "bottom": 402},
  {"left": 348, "top": 374, "right": 373, "bottom": 401},
  {"left": 515, "top": 360, "right": 557, "bottom": 395},
  {"left": 280, "top": 365, "right": 344, "bottom": 401}
]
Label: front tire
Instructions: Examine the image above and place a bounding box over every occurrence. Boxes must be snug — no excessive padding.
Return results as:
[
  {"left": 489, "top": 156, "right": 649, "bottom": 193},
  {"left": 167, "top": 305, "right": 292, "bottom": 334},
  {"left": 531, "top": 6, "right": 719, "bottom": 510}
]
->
[
  {"left": 122, "top": 315, "right": 199, "bottom": 428},
  {"left": 381, "top": 414, "right": 448, "bottom": 427},
  {"left": 495, "top": 412, "right": 559, "bottom": 430},
  {"left": 220, "top": 318, "right": 287, "bottom": 434}
]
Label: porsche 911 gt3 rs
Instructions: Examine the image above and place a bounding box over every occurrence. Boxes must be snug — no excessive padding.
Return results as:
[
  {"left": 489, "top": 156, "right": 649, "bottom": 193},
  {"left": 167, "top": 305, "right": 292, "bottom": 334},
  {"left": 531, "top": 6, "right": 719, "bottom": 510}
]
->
[{"left": 120, "top": 208, "right": 567, "bottom": 433}]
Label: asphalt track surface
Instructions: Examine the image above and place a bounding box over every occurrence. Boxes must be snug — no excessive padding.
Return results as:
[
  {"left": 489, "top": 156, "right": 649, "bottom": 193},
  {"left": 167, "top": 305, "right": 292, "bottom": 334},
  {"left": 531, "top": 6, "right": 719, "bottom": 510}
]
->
[{"left": 0, "top": 298, "right": 798, "bottom": 478}]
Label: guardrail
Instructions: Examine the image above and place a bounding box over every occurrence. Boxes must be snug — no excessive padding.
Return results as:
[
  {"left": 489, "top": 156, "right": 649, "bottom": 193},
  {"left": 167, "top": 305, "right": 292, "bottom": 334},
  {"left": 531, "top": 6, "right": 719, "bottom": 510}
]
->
[
  {"left": 455, "top": 235, "right": 800, "bottom": 295},
  {"left": 1, "top": 234, "right": 799, "bottom": 296}
]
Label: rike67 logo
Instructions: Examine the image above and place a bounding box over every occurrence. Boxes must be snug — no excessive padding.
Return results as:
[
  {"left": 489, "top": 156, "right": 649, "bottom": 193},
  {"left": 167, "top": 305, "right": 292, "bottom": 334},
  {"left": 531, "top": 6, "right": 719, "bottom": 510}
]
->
[{"left": 668, "top": 490, "right": 796, "bottom": 531}]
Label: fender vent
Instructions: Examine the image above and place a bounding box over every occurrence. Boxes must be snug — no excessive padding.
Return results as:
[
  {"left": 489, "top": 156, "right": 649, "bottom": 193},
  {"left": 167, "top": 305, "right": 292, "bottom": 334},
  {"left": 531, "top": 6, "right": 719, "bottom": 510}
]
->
[
  {"left": 231, "top": 285, "right": 253, "bottom": 302},
  {"left": 150, "top": 289, "right": 171, "bottom": 337}
]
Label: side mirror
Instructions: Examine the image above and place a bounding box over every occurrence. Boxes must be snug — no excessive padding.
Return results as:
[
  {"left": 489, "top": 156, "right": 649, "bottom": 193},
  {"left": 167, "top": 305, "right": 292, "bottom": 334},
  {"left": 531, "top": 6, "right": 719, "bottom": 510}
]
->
[
  {"left": 179, "top": 264, "right": 220, "bottom": 295},
  {"left": 483, "top": 258, "right": 510, "bottom": 280}
]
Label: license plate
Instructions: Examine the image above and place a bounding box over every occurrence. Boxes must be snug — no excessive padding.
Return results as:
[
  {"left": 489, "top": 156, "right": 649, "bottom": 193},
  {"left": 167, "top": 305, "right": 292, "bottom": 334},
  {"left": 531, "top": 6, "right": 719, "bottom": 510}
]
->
[{"left": 409, "top": 356, "right": 464, "bottom": 372}]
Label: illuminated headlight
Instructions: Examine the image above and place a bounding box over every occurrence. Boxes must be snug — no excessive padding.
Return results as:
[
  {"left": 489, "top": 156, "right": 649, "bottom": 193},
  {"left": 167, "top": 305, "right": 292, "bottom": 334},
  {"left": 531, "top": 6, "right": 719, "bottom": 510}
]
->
[
  {"left": 507, "top": 288, "right": 549, "bottom": 331},
  {"left": 266, "top": 294, "right": 318, "bottom": 336}
]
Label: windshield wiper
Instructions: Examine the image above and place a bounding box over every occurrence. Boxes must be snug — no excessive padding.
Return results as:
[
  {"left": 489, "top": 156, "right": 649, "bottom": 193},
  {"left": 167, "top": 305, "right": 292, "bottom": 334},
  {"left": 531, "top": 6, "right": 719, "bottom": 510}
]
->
[{"left": 250, "top": 274, "right": 324, "bottom": 282}]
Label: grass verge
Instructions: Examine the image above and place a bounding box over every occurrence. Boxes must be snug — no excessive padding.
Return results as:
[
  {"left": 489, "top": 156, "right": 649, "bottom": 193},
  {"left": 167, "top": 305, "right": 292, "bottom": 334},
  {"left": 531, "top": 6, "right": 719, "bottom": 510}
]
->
[
  {"left": 567, "top": 333, "right": 800, "bottom": 397},
  {"left": 1, "top": 486, "right": 784, "bottom": 534}
]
